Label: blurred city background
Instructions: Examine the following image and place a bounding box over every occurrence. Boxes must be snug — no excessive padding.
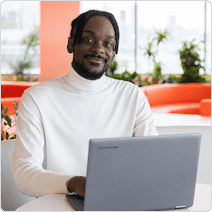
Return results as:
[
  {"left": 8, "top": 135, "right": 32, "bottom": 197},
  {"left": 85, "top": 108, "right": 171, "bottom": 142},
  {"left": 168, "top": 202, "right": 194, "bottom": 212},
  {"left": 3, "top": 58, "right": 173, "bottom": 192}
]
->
[{"left": 1, "top": 1, "right": 211, "bottom": 76}]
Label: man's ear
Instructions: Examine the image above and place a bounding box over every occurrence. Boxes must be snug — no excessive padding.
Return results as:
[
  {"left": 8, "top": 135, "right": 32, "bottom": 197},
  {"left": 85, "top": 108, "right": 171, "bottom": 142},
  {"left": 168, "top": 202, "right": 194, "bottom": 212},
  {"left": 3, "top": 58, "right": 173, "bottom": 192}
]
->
[{"left": 67, "top": 37, "right": 74, "bottom": 54}]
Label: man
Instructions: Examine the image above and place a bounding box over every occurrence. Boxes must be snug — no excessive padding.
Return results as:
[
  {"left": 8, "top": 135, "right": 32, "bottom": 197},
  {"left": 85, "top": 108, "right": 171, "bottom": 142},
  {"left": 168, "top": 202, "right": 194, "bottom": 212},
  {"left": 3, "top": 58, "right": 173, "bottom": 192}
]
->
[{"left": 12, "top": 10, "right": 158, "bottom": 198}]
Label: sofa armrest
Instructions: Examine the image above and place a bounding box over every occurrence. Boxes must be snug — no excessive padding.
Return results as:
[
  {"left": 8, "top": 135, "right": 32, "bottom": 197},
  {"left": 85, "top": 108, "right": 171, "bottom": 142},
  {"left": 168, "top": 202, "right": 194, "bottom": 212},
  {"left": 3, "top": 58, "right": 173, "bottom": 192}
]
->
[{"left": 200, "top": 99, "right": 211, "bottom": 116}]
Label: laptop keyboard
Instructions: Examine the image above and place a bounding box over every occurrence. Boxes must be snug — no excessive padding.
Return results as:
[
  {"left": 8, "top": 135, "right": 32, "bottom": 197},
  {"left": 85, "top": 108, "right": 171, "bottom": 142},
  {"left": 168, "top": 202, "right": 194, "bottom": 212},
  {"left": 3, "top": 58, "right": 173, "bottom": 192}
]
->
[{"left": 66, "top": 194, "right": 84, "bottom": 211}]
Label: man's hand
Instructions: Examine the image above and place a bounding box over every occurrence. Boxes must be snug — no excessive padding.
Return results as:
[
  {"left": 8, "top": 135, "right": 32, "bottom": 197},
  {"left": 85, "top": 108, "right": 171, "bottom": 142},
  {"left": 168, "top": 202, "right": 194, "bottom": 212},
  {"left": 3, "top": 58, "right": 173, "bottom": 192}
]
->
[{"left": 67, "top": 176, "right": 86, "bottom": 198}]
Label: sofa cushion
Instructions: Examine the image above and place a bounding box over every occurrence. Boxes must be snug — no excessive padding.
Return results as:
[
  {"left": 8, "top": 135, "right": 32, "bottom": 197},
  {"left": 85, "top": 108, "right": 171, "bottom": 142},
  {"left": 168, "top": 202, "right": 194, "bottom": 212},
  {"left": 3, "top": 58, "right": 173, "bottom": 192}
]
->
[
  {"left": 141, "top": 84, "right": 211, "bottom": 106},
  {"left": 151, "top": 103, "right": 200, "bottom": 115},
  {"left": 1, "top": 140, "right": 36, "bottom": 210}
]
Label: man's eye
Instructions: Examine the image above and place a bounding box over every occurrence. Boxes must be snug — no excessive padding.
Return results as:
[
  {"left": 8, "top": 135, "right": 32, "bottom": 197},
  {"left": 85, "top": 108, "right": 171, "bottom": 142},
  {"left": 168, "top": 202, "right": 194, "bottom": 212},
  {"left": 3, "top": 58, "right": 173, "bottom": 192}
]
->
[
  {"left": 105, "top": 42, "right": 113, "bottom": 48},
  {"left": 84, "top": 38, "right": 93, "bottom": 43}
]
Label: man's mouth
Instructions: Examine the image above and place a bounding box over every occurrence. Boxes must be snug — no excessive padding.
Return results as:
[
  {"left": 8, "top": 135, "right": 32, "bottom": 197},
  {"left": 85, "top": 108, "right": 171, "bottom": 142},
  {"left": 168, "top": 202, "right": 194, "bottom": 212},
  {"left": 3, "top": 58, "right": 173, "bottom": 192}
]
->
[{"left": 84, "top": 55, "right": 108, "bottom": 63}]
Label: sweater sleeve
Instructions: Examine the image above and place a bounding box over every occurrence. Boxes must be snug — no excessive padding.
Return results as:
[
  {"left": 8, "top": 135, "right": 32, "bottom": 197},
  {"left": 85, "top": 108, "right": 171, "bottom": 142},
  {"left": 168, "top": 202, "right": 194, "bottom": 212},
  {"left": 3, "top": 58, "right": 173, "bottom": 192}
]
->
[
  {"left": 133, "top": 88, "right": 158, "bottom": 136},
  {"left": 12, "top": 90, "right": 73, "bottom": 197}
]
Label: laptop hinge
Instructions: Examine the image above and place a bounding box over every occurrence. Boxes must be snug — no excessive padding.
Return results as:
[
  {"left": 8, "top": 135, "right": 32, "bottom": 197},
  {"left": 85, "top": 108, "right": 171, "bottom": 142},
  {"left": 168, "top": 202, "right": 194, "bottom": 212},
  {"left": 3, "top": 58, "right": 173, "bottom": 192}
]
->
[{"left": 175, "top": 205, "right": 186, "bottom": 209}]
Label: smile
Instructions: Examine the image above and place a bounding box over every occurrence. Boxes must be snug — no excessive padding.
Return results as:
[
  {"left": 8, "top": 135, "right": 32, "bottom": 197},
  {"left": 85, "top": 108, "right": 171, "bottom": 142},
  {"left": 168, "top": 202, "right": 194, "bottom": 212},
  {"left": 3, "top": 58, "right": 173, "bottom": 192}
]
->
[
  {"left": 84, "top": 55, "right": 108, "bottom": 63},
  {"left": 86, "top": 57, "right": 104, "bottom": 63}
]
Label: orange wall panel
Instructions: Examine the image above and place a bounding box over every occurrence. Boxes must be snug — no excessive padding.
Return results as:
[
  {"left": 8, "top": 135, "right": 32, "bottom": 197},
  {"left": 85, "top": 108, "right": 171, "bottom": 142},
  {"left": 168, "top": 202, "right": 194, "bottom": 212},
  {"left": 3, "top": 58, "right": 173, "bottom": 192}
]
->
[{"left": 40, "top": 1, "right": 80, "bottom": 82}]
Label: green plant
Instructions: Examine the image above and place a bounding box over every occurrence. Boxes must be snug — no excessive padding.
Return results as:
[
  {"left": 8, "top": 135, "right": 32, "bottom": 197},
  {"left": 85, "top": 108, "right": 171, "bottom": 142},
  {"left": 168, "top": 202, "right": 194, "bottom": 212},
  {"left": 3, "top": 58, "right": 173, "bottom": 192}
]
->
[
  {"left": 112, "top": 70, "right": 131, "bottom": 81},
  {"left": 1, "top": 101, "right": 18, "bottom": 141},
  {"left": 167, "top": 75, "right": 180, "bottom": 83},
  {"left": 178, "top": 39, "right": 207, "bottom": 83},
  {"left": 131, "top": 71, "right": 140, "bottom": 79},
  {"left": 141, "top": 28, "right": 171, "bottom": 80},
  {"left": 153, "top": 62, "right": 162, "bottom": 80},
  {"left": 140, "top": 80, "right": 154, "bottom": 87},
  {"left": 105, "top": 57, "right": 118, "bottom": 77},
  {"left": 11, "top": 26, "right": 39, "bottom": 76},
  {"left": 106, "top": 57, "right": 144, "bottom": 86}
]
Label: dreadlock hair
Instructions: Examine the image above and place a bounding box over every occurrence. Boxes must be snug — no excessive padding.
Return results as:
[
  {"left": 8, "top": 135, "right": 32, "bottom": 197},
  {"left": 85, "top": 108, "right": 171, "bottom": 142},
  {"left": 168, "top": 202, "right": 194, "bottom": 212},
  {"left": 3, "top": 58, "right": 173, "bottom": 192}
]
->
[{"left": 69, "top": 10, "right": 119, "bottom": 54}]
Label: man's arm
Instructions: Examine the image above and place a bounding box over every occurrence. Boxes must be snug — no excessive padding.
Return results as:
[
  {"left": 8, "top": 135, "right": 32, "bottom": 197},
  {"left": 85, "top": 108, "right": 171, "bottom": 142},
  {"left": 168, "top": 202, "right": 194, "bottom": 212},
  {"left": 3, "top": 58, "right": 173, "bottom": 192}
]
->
[
  {"left": 12, "top": 90, "right": 73, "bottom": 197},
  {"left": 133, "top": 88, "right": 158, "bottom": 136}
]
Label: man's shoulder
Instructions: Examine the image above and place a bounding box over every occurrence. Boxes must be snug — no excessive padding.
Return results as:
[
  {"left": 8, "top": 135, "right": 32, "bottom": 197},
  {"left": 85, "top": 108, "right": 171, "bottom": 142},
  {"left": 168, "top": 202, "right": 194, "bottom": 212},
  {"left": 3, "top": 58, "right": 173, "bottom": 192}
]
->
[
  {"left": 25, "top": 75, "right": 66, "bottom": 96},
  {"left": 107, "top": 76, "right": 140, "bottom": 91},
  {"left": 106, "top": 76, "right": 146, "bottom": 99},
  {"left": 107, "top": 76, "right": 133, "bottom": 86}
]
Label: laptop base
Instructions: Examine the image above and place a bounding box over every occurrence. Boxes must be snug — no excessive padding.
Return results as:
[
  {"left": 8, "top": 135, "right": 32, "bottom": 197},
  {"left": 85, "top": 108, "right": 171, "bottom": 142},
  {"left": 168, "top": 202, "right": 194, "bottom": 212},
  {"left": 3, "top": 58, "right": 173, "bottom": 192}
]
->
[{"left": 66, "top": 194, "right": 84, "bottom": 211}]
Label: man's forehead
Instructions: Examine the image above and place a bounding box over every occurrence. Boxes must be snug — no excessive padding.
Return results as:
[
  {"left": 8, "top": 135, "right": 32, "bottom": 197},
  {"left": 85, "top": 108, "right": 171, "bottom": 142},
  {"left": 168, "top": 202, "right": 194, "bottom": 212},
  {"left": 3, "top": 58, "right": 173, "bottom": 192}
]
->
[
  {"left": 82, "top": 30, "right": 115, "bottom": 40},
  {"left": 83, "top": 16, "right": 115, "bottom": 36},
  {"left": 84, "top": 16, "right": 111, "bottom": 26},
  {"left": 72, "top": 15, "right": 116, "bottom": 40}
]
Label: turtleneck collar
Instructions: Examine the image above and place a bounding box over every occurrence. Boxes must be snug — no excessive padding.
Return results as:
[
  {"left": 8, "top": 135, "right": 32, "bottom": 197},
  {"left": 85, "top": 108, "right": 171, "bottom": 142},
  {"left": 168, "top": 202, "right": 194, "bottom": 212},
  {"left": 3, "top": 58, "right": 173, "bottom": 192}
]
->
[{"left": 65, "top": 64, "right": 108, "bottom": 94}]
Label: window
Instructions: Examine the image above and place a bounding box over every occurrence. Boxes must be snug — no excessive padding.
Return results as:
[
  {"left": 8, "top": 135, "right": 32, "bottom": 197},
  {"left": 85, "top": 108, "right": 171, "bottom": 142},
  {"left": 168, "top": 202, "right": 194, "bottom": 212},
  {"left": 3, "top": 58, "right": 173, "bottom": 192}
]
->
[
  {"left": 81, "top": 1, "right": 211, "bottom": 75},
  {"left": 1, "top": 1, "right": 40, "bottom": 74}
]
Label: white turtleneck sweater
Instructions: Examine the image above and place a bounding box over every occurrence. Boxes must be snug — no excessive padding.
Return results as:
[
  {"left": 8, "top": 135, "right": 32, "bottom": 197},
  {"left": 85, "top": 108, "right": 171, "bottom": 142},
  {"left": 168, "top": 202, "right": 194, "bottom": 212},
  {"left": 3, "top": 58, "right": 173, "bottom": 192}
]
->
[{"left": 12, "top": 66, "right": 158, "bottom": 197}]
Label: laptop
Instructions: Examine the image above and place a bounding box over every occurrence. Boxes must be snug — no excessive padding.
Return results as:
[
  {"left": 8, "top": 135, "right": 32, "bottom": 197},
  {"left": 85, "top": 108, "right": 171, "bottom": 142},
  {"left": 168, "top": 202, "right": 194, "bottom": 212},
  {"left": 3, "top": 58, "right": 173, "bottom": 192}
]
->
[{"left": 66, "top": 133, "right": 201, "bottom": 211}]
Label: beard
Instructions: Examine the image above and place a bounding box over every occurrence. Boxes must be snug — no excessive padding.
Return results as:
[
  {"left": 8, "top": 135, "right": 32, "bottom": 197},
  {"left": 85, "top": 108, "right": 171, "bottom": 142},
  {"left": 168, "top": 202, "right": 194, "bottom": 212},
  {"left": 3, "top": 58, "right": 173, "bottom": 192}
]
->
[{"left": 72, "top": 59, "right": 111, "bottom": 80}]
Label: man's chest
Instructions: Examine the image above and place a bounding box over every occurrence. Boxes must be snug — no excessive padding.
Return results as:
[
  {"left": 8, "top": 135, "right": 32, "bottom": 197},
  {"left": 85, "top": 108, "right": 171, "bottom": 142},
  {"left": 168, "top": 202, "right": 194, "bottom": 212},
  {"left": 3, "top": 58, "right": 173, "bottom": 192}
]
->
[{"left": 40, "top": 92, "right": 137, "bottom": 137}]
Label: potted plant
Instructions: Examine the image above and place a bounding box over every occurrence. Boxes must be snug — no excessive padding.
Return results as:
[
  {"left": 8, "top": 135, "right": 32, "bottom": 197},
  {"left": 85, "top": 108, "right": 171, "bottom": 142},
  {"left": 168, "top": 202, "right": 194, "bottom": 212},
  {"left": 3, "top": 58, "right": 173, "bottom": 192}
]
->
[
  {"left": 1, "top": 102, "right": 18, "bottom": 141},
  {"left": 141, "top": 28, "right": 171, "bottom": 83},
  {"left": 10, "top": 26, "right": 39, "bottom": 81},
  {"left": 178, "top": 39, "right": 207, "bottom": 83}
]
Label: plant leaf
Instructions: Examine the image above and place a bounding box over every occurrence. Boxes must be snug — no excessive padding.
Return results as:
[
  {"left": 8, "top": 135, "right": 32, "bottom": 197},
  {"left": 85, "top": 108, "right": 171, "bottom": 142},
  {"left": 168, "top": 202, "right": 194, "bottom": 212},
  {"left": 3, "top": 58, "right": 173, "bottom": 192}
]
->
[
  {"left": 4, "top": 107, "right": 8, "bottom": 115},
  {"left": 4, "top": 115, "right": 11, "bottom": 127},
  {"left": 6, "top": 132, "right": 9, "bottom": 140},
  {"left": 14, "top": 100, "right": 18, "bottom": 110},
  {"left": 10, "top": 134, "right": 16, "bottom": 140},
  {"left": 1, "top": 134, "right": 5, "bottom": 141},
  {"left": 1, "top": 104, "right": 3, "bottom": 112}
]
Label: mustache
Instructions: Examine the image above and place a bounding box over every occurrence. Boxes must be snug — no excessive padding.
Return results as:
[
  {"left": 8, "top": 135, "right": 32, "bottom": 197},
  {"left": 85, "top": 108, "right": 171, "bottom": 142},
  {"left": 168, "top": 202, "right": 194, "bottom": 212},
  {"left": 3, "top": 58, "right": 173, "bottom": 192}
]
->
[{"left": 84, "top": 54, "right": 108, "bottom": 63}]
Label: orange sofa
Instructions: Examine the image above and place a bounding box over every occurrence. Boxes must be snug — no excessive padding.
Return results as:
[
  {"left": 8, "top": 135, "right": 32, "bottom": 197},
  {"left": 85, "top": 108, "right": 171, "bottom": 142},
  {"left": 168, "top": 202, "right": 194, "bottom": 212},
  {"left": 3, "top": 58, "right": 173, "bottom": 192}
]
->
[
  {"left": 1, "top": 81, "right": 38, "bottom": 140},
  {"left": 1, "top": 81, "right": 38, "bottom": 115},
  {"left": 141, "top": 83, "right": 211, "bottom": 116}
]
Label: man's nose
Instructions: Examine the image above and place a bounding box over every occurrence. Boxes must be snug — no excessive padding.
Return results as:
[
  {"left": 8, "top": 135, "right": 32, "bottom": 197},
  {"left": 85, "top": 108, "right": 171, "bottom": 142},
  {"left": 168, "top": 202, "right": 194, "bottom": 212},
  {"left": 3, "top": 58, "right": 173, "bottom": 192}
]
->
[{"left": 90, "top": 43, "right": 105, "bottom": 55}]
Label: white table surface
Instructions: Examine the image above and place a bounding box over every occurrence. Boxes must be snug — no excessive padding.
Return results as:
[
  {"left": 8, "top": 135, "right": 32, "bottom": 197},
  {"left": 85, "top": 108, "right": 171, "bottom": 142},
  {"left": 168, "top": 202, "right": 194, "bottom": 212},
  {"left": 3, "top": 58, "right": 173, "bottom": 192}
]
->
[
  {"left": 152, "top": 113, "right": 211, "bottom": 127},
  {"left": 17, "top": 184, "right": 211, "bottom": 211}
]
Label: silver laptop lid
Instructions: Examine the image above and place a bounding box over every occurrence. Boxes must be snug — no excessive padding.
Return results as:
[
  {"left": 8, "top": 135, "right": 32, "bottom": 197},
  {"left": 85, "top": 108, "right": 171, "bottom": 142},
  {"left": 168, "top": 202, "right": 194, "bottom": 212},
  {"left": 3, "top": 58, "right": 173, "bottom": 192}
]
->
[{"left": 84, "top": 133, "right": 201, "bottom": 211}]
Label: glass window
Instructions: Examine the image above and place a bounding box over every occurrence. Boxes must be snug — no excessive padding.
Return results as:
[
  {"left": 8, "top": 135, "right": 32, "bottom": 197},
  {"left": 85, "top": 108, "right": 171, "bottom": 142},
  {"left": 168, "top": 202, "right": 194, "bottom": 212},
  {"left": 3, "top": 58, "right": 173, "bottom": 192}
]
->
[
  {"left": 81, "top": 1, "right": 211, "bottom": 75},
  {"left": 137, "top": 1, "right": 211, "bottom": 75},
  {"left": 206, "top": 1, "right": 211, "bottom": 75},
  {"left": 1, "top": 1, "right": 40, "bottom": 74}
]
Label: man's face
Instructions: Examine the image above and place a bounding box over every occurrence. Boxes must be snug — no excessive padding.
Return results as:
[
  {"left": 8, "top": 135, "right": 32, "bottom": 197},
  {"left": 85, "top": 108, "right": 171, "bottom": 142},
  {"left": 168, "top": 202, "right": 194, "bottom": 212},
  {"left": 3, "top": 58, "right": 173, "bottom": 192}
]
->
[{"left": 68, "top": 16, "right": 116, "bottom": 80}]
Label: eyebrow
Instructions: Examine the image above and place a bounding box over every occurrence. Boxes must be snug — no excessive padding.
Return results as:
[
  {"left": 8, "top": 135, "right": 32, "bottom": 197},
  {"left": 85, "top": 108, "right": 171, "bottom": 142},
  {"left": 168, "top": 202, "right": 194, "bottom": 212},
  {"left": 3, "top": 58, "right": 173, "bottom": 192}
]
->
[
  {"left": 83, "top": 30, "right": 94, "bottom": 34},
  {"left": 82, "top": 30, "right": 115, "bottom": 40}
]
